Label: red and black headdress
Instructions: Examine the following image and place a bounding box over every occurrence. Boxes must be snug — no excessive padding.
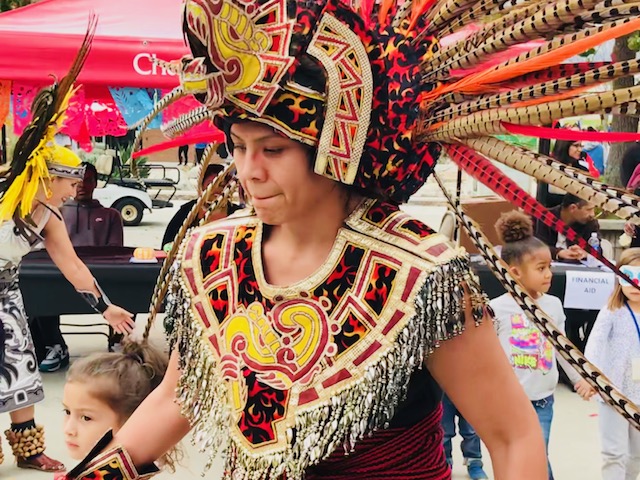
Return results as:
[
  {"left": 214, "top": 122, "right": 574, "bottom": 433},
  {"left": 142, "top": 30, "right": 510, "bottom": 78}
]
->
[{"left": 180, "top": 0, "right": 442, "bottom": 202}]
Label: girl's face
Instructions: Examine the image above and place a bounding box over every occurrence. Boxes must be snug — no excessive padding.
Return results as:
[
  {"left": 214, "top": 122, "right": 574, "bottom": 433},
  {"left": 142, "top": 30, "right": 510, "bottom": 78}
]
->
[
  {"left": 231, "top": 122, "right": 340, "bottom": 226},
  {"left": 568, "top": 142, "right": 583, "bottom": 161},
  {"left": 63, "top": 381, "right": 122, "bottom": 460},
  {"left": 509, "top": 247, "right": 553, "bottom": 297},
  {"left": 48, "top": 176, "right": 80, "bottom": 207},
  {"left": 621, "top": 261, "right": 640, "bottom": 305}
]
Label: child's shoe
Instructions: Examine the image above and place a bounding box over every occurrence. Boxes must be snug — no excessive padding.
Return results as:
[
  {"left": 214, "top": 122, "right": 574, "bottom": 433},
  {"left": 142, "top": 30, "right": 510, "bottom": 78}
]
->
[
  {"left": 39, "top": 344, "right": 69, "bottom": 372},
  {"left": 466, "top": 458, "right": 488, "bottom": 479}
]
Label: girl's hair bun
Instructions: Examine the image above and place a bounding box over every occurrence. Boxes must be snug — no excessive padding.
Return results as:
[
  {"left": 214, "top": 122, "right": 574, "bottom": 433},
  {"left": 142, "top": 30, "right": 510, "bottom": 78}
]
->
[{"left": 495, "top": 210, "right": 534, "bottom": 244}]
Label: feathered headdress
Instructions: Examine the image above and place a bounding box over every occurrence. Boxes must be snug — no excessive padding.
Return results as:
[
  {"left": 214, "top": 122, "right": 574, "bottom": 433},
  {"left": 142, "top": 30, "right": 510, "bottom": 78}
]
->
[
  {"left": 0, "top": 17, "right": 97, "bottom": 223},
  {"left": 137, "top": 0, "right": 640, "bottom": 434}
]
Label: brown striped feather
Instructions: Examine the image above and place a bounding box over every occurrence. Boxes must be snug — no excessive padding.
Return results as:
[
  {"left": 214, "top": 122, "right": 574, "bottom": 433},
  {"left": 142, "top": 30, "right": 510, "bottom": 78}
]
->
[
  {"left": 429, "top": 59, "right": 640, "bottom": 123},
  {"left": 421, "top": 85, "right": 640, "bottom": 140},
  {"left": 460, "top": 136, "right": 640, "bottom": 224},
  {"left": 161, "top": 105, "right": 212, "bottom": 138},
  {"left": 426, "top": 0, "right": 603, "bottom": 76},
  {"left": 464, "top": 137, "right": 640, "bottom": 210},
  {"left": 423, "top": 15, "right": 639, "bottom": 82}
]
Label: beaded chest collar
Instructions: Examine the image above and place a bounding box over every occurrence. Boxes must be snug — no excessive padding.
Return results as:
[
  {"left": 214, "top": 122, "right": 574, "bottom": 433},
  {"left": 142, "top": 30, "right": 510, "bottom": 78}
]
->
[{"left": 167, "top": 199, "right": 484, "bottom": 479}]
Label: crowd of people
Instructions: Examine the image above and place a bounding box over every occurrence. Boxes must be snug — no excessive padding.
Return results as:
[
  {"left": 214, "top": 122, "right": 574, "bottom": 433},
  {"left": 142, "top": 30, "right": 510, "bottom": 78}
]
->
[{"left": 0, "top": 1, "right": 639, "bottom": 480}]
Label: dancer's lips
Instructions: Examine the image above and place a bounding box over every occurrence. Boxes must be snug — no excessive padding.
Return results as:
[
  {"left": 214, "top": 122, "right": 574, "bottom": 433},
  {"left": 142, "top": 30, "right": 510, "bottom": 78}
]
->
[{"left": 252, "top": 194, "right": 279, "bottom": 204}]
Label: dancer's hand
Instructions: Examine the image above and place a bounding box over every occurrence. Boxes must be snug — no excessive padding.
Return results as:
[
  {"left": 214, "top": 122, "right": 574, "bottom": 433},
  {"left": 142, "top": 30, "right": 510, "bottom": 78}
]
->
[
  {"left": 624, "top": 221, "right": 637, "bottom": 237},
  {"left": 103, "top": 305, "right": 135, "bottom": 334}
]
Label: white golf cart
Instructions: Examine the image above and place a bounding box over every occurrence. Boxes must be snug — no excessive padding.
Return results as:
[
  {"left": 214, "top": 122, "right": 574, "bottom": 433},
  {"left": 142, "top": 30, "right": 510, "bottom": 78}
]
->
[
  {"left": 93, "top": 182, "right": 153, "bottom": 226},
  {"left": 92, "top": 152, "right": 154, "bottom": 226}
]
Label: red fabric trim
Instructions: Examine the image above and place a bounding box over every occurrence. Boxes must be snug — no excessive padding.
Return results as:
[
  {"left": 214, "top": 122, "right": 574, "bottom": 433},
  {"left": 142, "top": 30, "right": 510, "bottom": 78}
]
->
[
  {"left": 132, "top": 130, "right": 225, "bottom": 158},
  {"left": 502, "top": 122, "right": 640, "bottom": 143},
  {"left": 302, "top": 404, "right": 449, "bottom": 480}
]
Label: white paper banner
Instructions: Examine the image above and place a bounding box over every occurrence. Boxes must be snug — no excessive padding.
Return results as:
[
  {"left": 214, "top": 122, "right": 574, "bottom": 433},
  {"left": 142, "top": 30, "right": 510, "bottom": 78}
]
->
[{"left": 563, "top": 270, "right": 615, "bottom": 310}]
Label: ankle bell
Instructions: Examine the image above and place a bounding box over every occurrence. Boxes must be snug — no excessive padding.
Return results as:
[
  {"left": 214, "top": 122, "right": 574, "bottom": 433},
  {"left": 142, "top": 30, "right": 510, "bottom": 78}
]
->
[{"left": 4, "top": 425, "right": 45, "bottom": 459}]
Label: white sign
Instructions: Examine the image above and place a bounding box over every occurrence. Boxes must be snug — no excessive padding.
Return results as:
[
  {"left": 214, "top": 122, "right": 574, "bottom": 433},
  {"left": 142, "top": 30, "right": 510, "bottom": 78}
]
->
[{"left": 563, "top": 270, "right": 615, "bottom": 310}]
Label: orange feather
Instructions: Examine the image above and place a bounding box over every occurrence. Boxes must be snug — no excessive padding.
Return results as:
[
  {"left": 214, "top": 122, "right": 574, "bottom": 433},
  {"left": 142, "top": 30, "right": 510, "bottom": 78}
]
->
[
  {"left": 378, "top": 0, "right": 395, "bottom": 26},
  {"left": 422, "top": 16, "right": 640, "bottom": 108}
]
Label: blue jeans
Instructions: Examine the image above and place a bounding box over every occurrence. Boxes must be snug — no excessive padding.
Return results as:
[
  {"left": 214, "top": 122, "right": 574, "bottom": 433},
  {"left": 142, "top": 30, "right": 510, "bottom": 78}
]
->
[
  {"left": 441, "top": 394, "right": 482, "bottom": 462},
  {"left": 532, "top": 394, "right": 555, "bottom": 480}
]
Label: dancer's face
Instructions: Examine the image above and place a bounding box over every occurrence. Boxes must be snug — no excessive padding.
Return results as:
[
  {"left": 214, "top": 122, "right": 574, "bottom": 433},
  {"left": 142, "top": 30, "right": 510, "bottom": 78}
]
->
[
  {"left": 49, "top": 176, "right": 80, "bottom": 207},
  {"left": 231, "top": 122, "right": 339, "bottom": 226}
]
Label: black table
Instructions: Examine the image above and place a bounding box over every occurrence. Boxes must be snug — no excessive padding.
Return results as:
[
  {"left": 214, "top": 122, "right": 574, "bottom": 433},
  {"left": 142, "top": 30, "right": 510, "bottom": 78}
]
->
[
  {"left": 19, "top": 246, "right": 162, "bottom": 317},
  {"left": 472, "top": 262, "right": 600, "bottom": 352},
  {"left": 17, "top": 248, "right": 599, "bottom": 354}
]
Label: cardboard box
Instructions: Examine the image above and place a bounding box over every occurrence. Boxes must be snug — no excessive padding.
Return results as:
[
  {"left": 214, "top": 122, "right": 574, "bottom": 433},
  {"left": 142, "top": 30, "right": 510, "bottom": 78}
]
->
[{"left": 459, "top": 197, "right": 515, "bottom": 254}]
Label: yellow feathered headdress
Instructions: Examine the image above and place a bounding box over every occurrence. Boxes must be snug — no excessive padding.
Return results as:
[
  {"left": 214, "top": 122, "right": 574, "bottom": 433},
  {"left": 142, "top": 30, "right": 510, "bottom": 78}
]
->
[{"left": 0, "top": 18, "right": 96, "bottom": 224}]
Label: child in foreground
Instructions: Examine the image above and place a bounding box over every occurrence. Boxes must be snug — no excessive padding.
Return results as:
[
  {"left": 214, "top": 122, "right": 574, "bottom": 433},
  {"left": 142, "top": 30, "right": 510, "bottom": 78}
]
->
[
  {"left": 58, "top": 340, "right": 177, "bottom": 477},
  {"left": 490, "top": 211, "right": 594, "bottom": 480},
  {"left": 585, "top": 248, "right": 640, "bottom": 480}
]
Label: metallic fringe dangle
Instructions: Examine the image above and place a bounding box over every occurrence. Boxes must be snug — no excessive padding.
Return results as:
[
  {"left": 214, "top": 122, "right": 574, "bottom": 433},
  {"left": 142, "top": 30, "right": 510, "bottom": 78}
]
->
[{"left": 163, "top": 249, "right": 488, "bottom": 479}]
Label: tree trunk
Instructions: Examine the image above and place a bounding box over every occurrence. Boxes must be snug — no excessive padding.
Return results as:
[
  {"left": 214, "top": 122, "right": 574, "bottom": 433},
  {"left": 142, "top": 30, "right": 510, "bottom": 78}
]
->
[
  {"left": 605, "top": 35, "right": 639, "bottom": 186},
  {"left": 0, "top": 0, "right": 31, "bottom": 11}
]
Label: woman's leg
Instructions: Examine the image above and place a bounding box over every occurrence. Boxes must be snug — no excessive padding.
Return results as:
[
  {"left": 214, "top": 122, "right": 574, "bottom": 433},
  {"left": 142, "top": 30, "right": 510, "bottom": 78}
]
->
[
  {"left": 9, "top": 406, "right": 34, "bottom": 424},
  {"left": 0, "top": 278, "right": 64, "bottom": 471},
  {"left": 5, "top": 406, "right": 64, "bottom": 471}
]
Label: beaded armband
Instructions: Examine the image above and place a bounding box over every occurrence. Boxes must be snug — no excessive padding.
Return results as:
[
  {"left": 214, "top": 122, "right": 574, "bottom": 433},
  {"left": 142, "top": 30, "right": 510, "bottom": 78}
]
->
[{"left": 65, "top": 431, "right": 159, "bottom": 480}]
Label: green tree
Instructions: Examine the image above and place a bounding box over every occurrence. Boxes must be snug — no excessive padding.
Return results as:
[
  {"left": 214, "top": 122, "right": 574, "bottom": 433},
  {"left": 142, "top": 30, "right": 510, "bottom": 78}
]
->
[
  {"left": 604, "top": 34, "right": 640, "bottom": 186},
  {"left": 0, "top": 0, "right": 32, "bottom": 11}
]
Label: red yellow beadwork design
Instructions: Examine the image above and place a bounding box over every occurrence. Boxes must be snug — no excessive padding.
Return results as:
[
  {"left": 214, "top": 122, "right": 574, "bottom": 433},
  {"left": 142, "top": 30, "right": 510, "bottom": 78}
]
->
[{"left": 176, "top": 200, "right": 474, "bottom": 465}]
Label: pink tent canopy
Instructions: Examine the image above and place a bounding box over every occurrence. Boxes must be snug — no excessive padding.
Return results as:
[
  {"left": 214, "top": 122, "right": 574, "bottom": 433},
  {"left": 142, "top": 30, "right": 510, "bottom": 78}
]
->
[{"left": 0, "top": 0, "right": 189, "bottom": 90}]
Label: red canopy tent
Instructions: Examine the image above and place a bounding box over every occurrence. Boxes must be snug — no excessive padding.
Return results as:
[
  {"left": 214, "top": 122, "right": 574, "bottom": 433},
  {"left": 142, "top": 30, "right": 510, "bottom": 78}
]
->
[
  {"left": 0, "top": 0, "right": 223, "bottom": 157},
  {"left": 0, "top": 0, "right": 189, "bottom": 93}
]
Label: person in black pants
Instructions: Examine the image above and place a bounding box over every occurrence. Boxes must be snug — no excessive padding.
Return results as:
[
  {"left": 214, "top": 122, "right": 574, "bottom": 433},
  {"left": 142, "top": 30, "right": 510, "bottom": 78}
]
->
[
  {"left": 178, "top": 144, "right": 189, "bottom": 165},
  {"left": 194, "top": 142, "right": 207, "bottom": 165},
  {"left": 29, "top": 163, "right": 124, "bottom": 372}
]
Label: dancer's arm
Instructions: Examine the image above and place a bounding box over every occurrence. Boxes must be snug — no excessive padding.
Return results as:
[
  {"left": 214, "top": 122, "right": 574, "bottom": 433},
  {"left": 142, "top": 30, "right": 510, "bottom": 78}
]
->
[{"left": 427, "top": 300, "right": 547, "bottom": 480}]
